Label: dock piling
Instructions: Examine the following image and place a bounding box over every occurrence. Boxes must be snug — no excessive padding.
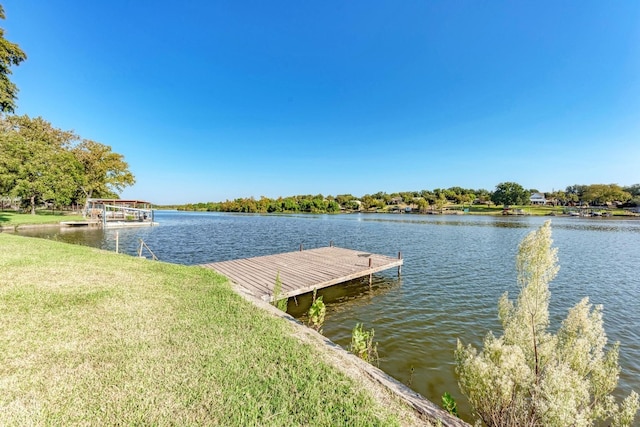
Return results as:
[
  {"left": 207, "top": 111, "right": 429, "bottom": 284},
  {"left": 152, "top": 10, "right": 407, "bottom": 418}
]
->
[{"left": 368, "top": 257, "right": 373, "bottom": 288}]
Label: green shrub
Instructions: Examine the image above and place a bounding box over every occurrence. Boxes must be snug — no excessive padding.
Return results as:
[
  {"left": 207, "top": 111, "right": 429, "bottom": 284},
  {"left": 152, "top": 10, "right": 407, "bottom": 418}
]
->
[
  {"left": 350, "top": 323, "right": 378, "bottom": 366},
  {"left": 272, "top": 271, "right": 288, "bottom": 312},
  {"left": 308, "top": 289, "right": 326, "bottom": 333},
  {"left": 441, "top": 392, "right": 459, "bottom": 418}
]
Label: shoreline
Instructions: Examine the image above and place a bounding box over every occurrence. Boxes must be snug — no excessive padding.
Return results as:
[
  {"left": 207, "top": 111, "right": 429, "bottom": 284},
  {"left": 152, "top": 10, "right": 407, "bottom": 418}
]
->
[
  {"left": 165, "top": 208, "right": 640, "bottom": 220},
  {"left": 2, "top": 233, "right": 444, "bottom": 425},
  {"left": 0, "top": 222, "right": 64, "bottom": 232},
  {"left": 234, "top": 282, "right": 469, "bottom": 426}
]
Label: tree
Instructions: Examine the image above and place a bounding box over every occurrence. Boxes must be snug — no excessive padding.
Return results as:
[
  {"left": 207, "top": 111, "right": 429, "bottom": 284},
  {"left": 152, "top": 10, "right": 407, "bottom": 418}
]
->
[
  {"left": 0, "top": 5, "right": 27, "bottom": 113},
  {"left": 335, "top": 194, "right": 355, "bottom": 206},
  {"left": 455, "top": 221, "right": 639, "bottom": 427},
  {"left": 0, "top": 115, "right": 82, "bottom": 214},
  {"left": 434, "top": 192, "right": 447, "bottom": 211},
  {"left": 622, "top": 185, "right": 640, "bottom": 207},
  {"left": 547, "top": 190, "right": 568, "bottom": 206},
  {"left": 565, "top": 185, "right": 587, "bottom": 204},
  {"left": 416, "top": 197, "right": 428, "bottom": 213},
  {"left": 491, "top": 182, "right": 529, "bottom": 207},
  {"left": 72, "top": 139, "right": 135, "bottom": 201},
  {"left": 623, "top": 184, "right": 640, "bottom": 198},
  {"left": 581, "top": 184, "right": 631, "bottom": 206},
  {"left": 326, "top": 200, "right": 340, "bottom": 212},
  {"left": 0, "top": 116, "right": 134, "bottom": 213}
]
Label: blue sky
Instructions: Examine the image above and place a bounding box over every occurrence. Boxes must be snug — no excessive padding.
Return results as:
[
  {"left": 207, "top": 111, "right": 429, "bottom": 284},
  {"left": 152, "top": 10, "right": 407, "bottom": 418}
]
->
[{"left": 4, "top": 1, "right": 639, "bottom": 204}]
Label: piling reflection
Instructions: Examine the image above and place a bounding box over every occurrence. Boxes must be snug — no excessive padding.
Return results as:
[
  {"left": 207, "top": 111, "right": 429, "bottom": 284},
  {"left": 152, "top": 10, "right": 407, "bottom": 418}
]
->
[{"left": 288, "top": 276, "right": 401, "bottom": 319}]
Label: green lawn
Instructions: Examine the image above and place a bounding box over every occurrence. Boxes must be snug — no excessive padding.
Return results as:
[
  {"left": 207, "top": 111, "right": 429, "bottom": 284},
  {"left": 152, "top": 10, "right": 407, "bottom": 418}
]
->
[
  {"left": 443, "top": 204, "right": 632, "bottom": 217},
  {"left": 0, "top": 234, "right": 416, "bottom": 426},
  {"left": 0, "top": 210, "right": 84, "bottom": 226},
  {"left": 462, "top": 204, "right": 558, "bottom": 215}
]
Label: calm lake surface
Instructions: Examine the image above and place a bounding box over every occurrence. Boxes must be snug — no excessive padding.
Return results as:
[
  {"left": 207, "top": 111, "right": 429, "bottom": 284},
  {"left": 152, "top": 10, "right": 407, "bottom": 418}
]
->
[{"left": 18, "top": 211, "right": 640, "bottom": 420}]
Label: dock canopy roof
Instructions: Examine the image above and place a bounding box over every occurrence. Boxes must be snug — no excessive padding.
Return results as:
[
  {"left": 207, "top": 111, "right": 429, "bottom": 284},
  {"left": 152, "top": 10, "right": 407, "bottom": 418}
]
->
[{"left": 86, "top": 199, "right": 153, "bottom": 208}]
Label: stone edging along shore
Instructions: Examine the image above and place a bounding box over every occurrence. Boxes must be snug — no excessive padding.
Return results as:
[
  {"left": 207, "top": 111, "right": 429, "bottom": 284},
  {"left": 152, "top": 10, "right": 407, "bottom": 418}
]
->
[
  {"left": 231, "top": 284, "right": 470, "bottom": 427},
  {"left": 0, "top": 222, "right": 63, "bottom": 232}
]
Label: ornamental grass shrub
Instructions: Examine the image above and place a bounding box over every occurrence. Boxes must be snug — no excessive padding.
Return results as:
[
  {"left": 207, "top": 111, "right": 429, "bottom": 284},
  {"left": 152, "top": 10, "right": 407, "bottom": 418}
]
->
[{"left": 455, "top": 220, "right": 638, "bottom": 427}]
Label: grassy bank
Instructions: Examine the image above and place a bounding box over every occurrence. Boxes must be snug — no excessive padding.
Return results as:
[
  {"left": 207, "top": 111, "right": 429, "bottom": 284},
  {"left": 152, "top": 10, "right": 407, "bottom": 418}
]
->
[
  {"left": 0, "top": 211, "right": 84, "bottom": 226},
  {"left": 414, "top": 204, "right": 633, "bottom": 216},
  {"left": 0, "top": 234, "right": 412, "bottom": 426}
]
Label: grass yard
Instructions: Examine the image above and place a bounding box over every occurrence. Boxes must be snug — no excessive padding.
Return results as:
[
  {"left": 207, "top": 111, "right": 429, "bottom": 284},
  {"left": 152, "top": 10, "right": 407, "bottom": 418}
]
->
[
  {"left": 0, "top": 234, "right": 413, "bottom": 426},
  {"left": 0, "top": 211, "right": 84, "bottom": 226}
]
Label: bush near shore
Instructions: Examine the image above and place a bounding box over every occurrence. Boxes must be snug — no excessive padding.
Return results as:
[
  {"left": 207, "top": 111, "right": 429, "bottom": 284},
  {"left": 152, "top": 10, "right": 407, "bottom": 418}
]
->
[{"left": 0, "top": 234, "right": 412, "bottom": 426}]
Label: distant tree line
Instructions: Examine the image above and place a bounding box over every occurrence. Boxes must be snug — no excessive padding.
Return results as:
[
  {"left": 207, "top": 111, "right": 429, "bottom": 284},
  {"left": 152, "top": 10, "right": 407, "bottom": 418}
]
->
[
  {"left": 176, "top": 194, "right": 343, "bottom": 214},
  {"left": 0, "top": 7, "right": 135, "bottom": 214},
  {"left": 174, "top": 182, "right": 640, "bottom": 214}
]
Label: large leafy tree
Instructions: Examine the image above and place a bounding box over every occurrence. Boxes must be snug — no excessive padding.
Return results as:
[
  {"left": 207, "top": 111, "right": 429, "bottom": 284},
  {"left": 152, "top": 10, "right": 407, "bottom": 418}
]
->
[
  {"left": 491, "top": 182, "right": 529, "bottom": 207},
  {"left": 72, "top": 139, "right": 135, "bottom": 200},
  {"left": 0, "top": 121, "right": 20, "bottom": 195},
  {"left": 0, "top": 115, "right": 82, "bottom": 213},
  {"left": 0, "top": 116, "right": 134, "bottom": 213},
  {"left": 581, "top": 184, "right": 631, "bottom": 206},
  {"left": 0, "top": 5, "right": 27, "bottom": 113},
  {"left": 456, "top": 221, "right": 639, "bottom": 427}
]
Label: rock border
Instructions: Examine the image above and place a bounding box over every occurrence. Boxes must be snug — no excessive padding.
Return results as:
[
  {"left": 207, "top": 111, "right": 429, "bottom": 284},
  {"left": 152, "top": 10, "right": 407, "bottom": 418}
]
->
[{"left": 232, "top": 283, "right": 471, "bottom": 427}]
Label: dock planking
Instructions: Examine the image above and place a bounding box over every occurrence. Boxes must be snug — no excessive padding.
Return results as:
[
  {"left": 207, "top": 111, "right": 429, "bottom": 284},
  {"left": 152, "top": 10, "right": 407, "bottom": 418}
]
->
[{"left": 201, "top": 246, "right": 403, "bottom": 302}]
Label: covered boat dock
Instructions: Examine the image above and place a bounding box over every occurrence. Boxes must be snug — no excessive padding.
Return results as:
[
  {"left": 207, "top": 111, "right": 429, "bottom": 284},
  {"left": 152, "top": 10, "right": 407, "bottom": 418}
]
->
[{"left": 82, "top": 198, "right": 157, "bottom": 228}]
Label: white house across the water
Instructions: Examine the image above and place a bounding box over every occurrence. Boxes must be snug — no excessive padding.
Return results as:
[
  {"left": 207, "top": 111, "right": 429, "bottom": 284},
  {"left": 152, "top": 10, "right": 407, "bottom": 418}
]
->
[{"left": 529, "top": 193, "right": 547, "bottom": 205}]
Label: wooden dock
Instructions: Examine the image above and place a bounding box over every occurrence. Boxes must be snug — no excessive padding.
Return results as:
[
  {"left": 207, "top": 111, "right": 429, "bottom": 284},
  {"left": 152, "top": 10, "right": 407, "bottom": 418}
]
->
[{"left": 201, "top": 246, "right": 403, "bottom": 301}]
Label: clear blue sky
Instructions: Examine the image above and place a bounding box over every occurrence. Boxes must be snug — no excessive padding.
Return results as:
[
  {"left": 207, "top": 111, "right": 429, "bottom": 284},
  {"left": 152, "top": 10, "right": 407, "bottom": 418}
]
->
[{"left": 4, "top": 1, "right": 639, "bottom": 204}]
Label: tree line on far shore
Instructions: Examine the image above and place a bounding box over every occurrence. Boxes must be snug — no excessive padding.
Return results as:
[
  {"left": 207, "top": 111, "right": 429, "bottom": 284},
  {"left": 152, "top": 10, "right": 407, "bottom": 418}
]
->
[{"left": 171, "top": 182, "right": 640, "bottom": 214}]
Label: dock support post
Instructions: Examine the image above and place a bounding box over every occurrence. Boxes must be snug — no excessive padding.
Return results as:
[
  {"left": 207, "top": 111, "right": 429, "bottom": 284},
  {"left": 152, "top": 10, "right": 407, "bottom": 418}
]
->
[
  {"left": 330, "top": 240, "right": 333, "bottom": 247},
  {"left": 368, "top": 257, "right": 373, "bottom": 288},
  {"left": 398, "top": 251, "right": 402, "bottom": 277},
  {"left": 299, "top": 243, "right": 303, "bottom": 251},
  {"left": 115, "top": 231, "right": 119, "bottom": 254}
]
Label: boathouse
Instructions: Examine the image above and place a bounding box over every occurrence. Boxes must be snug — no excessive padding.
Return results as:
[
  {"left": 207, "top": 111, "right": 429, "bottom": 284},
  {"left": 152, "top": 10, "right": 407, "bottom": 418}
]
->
[{"left": 84, "top": 198, "right": 157, "bottom": 227}]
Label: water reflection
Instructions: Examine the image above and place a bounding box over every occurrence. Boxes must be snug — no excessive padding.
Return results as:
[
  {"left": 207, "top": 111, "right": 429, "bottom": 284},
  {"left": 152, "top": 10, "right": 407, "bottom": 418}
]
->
[{"left": 289, "top": 276, "right": 401, "bottom": 318}]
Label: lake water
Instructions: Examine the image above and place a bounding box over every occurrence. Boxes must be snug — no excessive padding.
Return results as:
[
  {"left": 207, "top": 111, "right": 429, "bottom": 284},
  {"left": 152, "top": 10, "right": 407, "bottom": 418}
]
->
[{"left": 17, "top": 211, "right": 640, "bottom": 421}]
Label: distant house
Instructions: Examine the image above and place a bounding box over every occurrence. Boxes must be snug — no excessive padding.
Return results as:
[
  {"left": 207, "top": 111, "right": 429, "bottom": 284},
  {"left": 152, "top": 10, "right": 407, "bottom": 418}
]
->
[{"left": 529, "top": 193, "right": 547, "bottom": 205}]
